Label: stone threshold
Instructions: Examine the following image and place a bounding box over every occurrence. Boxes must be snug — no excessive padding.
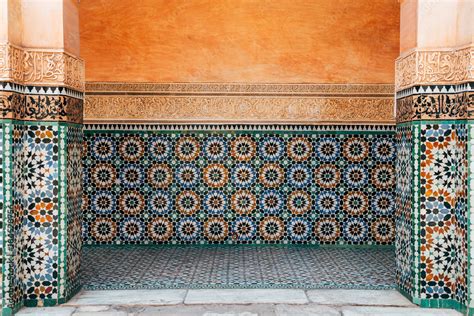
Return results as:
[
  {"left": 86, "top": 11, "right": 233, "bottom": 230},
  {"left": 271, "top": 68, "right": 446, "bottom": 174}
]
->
[{"left": 16, "top": 289, "right": 462, "bottom": 316}]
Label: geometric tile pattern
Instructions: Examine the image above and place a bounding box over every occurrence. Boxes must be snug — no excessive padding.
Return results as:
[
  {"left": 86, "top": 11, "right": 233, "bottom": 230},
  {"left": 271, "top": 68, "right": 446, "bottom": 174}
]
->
[
  {"left": 81, "top": 246, "right": 396, "bottom": 290},
  {"left": 82, "top": 127, "right": 397, "bottom": 245},
  {"left": 63, "top": 124, "right": 83, "bottom": 301},
  {"left": 468, "top": 123, "right": 474, "bottom": 311},
  {"left": 395, "top": 119, "right": 473, "bottom": 315},
  {"left": 420, "top": 123, "right": 468, "bottom": 303},
  {"left": 15, "top": 124, "right": 60, "bottom": 302},
  {"left": 395, "top": 123, "right": 415, "bottom": 297},
  {"left": 1, "top": 120, "right": 83, "bottom": 314}
]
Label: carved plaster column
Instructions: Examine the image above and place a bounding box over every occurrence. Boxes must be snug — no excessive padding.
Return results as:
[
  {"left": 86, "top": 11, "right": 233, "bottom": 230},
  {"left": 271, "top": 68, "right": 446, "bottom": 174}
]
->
[
  {"left": 395, "top": 0, "right": 474, "bottom": 314},
  {"left": 0, "top": 0, "right": 84, "bottom": 314}
]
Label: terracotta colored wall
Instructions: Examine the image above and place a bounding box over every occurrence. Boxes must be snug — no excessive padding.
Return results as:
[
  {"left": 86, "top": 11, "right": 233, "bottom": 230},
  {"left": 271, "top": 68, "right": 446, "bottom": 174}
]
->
[{"left": 80, "top": 0, "right": 399, "bottom": 83}]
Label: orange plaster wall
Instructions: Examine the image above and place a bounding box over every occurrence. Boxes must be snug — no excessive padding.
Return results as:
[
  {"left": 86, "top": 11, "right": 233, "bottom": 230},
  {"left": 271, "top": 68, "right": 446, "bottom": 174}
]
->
[{"left": 79, "top": 0, "right": 400, "bottom": 83}]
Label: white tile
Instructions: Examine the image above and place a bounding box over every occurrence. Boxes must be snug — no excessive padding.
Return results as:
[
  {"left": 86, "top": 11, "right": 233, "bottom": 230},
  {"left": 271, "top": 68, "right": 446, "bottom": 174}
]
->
[
  {"left": 341, "top": 306, "right": 463, "bottom": 316},
  {"left": 307, "top": 289, "right": 414, "bottom": 306},
  {"left": 185, "top": 289, "right": 308, "bottom": 305},
  {"left": 16, "top": 307, "right": 76, "bottom": 316},
  {"left": 64, "top": 290, "right": 187, "bottom": 306}
]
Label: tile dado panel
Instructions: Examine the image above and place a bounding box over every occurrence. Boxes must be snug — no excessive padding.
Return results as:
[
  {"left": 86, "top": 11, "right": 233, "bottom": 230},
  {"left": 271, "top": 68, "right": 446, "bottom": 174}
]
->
[
  {"left": 82, "top": 124, "right": 396, "bottom": 245},
  {"left": 395, "top": 121, "right": 470, "bottom": 313},
  {"left": 0, "top": 81, "right": 83, "bottom": 315},
  {"left": 1, "top": 121, "right": 83, "bottom": 314},
  {"left": 395, "top": 80, "right": 474, "bottom": 315}
]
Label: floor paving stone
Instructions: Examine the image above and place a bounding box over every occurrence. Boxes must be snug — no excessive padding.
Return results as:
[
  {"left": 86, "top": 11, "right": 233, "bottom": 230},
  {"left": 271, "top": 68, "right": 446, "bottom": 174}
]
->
[
  {"left": 185, "top": 289, "right": 309, "bottom": 305},
  {"left": 15, "top": 290, "right": 464, "bottom": 316},
  {"left": 64, "top": 289, "right": 187, "bottom": 306},
  {"left": 16, "top": 307, "right": 76, "bottom": 316},
  {"left": 307, "top": 289, "right": 414, "bottom": 306},
  {"left": 274, "top": 304, "right": 341, "bottom": 316},
  {"left": 133, "top": 305, "right": 275, "bottom": 316},
  {"left": 341, "top": 306, "right": 462, "bottom": 316}
]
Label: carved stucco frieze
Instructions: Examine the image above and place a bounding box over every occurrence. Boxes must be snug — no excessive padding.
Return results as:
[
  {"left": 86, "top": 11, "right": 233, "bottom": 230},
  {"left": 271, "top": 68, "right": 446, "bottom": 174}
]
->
[
  {"left": 84, "top": 94, "right": 394, "bottom": 124},
  {"left": 0, "top": 90, "right": 83, "bottom": 123},
  {"left": 396, "top": 92, "right": 474, "bottom": 123},
  {"left": 0, "top": 43, "right": 84, "bottom": 92},
  {"left": 396, "top": 46, "right": 474, "bottom": 91},
  {"left": 86, "top": 82, "right": 395, "bottom": 95},
  {"left": 0, "top": 44, "right": 23, "bottom": 83}
]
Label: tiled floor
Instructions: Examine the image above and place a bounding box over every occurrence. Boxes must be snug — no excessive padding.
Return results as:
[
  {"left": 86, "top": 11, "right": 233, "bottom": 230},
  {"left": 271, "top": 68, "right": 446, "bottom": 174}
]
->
[{"left": 82, "top": 245, "right": 396, "bottom": 290}]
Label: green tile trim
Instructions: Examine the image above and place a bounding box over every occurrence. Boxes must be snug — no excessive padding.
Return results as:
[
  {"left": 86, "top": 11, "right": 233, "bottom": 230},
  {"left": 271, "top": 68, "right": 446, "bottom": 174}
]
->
[
  {"left": 397, "top": 288, "right": 474, "bottom": 315},
  {"left": 0, "top": 122, "right": 18, "bottom": 316},
  {"left": 419, "top": 298, "right": 473, "bottom": 315},
  {"left": 23, "top": 298, "right": 60, "bottom": 308},
  {"left": 57, "top": 124, "right": 66, "bottom": 303},
  {"left": 57, "top": 285, "right": 82, "bottom": 305},
  {"left": 1, "top": 300, "right": 22, "bottom": 316},
  {"left": 1, "top": 121, "right": 14, "bottom": 312},
  {"left": 20, "top": 284, "right": 82, "bottom": 309},
  {"left": 414, "top": 122, "right": 421, "bottom": 299}
]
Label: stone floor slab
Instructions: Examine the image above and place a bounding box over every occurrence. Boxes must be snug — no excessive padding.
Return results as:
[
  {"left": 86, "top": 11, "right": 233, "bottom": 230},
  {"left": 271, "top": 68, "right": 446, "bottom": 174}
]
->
[
  {"left": 134, "top": 305, "right": 276, "bottom": 316},
  {"left": 73, "top": 310, "right": 127, "bottom": 316},
  {"left": 185, "top": 289, "right": 309, "bottom": 305},
  {"left": 341, "top": 306, "right": 462, "bottom": 316},
  {"left": 64, "top": 289, "right": 187, "bottom": 306},
  {"left": 307, "top": 289, "right": 414, "bottom": 306},
  {"left": 16, "top": 307, "right": 76, "bottom": 316},
  {"left": 274, "top": 304, "right": 341, "bottom": 316}
]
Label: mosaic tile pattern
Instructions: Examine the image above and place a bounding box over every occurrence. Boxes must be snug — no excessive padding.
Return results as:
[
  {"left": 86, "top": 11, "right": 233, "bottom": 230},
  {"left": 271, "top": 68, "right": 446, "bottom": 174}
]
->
[
  {"left": 468, "top": 122, "right": 474, "bottom": 310},
  {"left": 1, "top": 121, "right": 83, "bottom": 313},
  {"left": 64, "top": 125, "right": 83, "bottom": 300},
  {"left": 10, "top": 123, "right": 29, "bottom": 308},
  {"left": 420, "top": 123, "right": 468, "bottom": 302},
  {"left": 15, "top": 124, "right": 60, "bottom": 302},
  {"left": 1, "top": 121, "right": 23, "bottom": 313},
  {"left": 82, "top": 128, "right": 397, "bottom": 245},
  {"left": 395, "top": 124, "right": 415, "bottom": 297},
  {"left": 81, "top": 246, "right": 396, "bottom": 290},
  {"left": 396, "top": 121, "right": 472, "bottom": 314}
]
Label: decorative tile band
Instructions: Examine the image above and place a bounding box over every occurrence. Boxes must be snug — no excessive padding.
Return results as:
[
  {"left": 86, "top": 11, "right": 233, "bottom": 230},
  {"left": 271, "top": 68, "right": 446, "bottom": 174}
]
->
[
  {"left": 84, "top": 123, "right": 396, "bottom": 132},
  {"left": 0, "top": 81, "right": 84, "bottom": 99},
  {"left": 396, "top": 82, "right": 474, "bottom": 100},
  {"left": 395, "top": 45, "right": 474, "bottom": 92},
  {"left": 84, "top": 83, "right": 395, "bottom": 124},
  {"left": 0, "top": 43, "right": 85, "bottom": 92},
  {"left": 82, "top": 124, "right": 396, "bottom": 245}
]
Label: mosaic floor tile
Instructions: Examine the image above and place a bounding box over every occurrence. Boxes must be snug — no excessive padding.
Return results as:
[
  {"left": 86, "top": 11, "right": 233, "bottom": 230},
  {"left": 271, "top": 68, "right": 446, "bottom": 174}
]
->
[{"left": 81, "top": 246, "right": 396, "bottom": 290}]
